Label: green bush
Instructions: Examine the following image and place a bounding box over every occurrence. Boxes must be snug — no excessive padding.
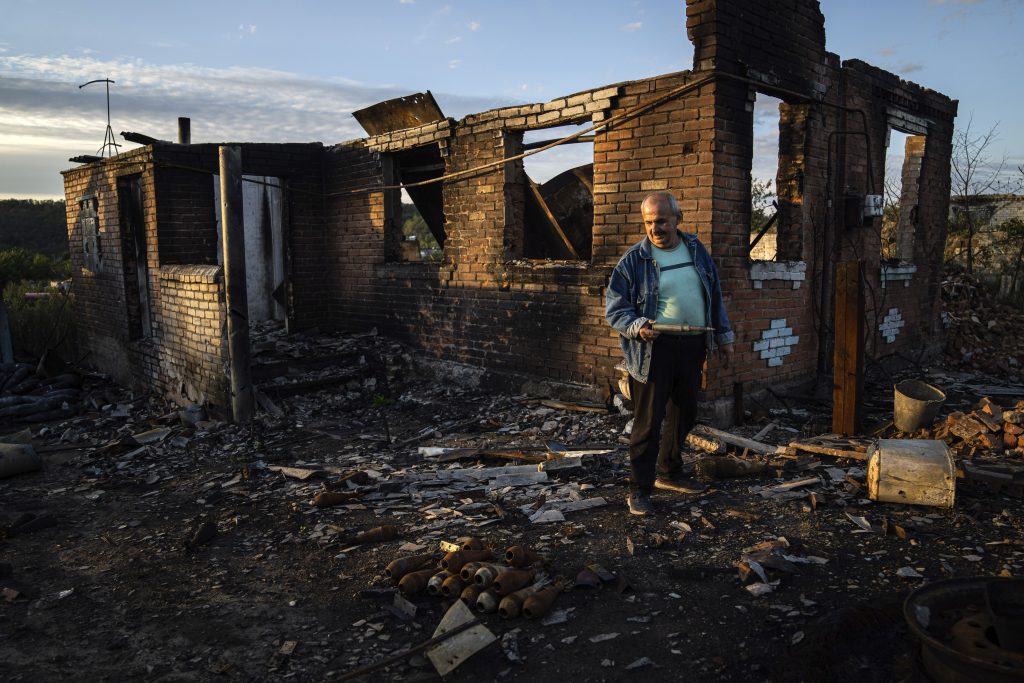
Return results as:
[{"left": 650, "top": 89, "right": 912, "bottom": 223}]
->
[
  {"left": 0, "top": 248, "right": 69, "bottom": 289},
  {"left": 2, "top": 280, "right": 77, "bottom": 361}
]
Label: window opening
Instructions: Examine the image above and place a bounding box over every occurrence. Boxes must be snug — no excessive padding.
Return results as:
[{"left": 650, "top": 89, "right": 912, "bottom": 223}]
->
[
  {"left": 749, "top": 94, "right": 783, "bottom": 261},
  {"left": 520, "top": 122, "right": 594, "bottom": 260},
  {"left": 883, "top": 129, "right": 924, "bottom": 262},
  {"left": 385, "top": 145, "right": 445, "bottom": 262}
]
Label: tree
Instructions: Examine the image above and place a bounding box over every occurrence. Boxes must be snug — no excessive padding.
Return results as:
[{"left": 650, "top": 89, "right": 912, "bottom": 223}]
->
[
  {"left": 401, "top": 203, "right": 441, "bottom": 260},
  {"left": 0, "top": 199, "right": 68, "bottom": 257},
  {"left": 0, "top": 248, "right": 59, "bottom": 289},
  {"left": 1002, "top": 217, "right": 1024, "bottom": 296},
  {"left": 880, "top": 161, "right": 903, "bottom": 261},
  {"left": 949, "top": 118, "right": 1006, "bottom": 274},
  {"left": 750, "top": 178, "right": 775, "bottom": 232}
]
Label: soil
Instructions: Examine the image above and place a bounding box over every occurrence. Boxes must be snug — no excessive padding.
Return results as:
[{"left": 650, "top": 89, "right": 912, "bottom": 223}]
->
[{"left": 2, "top": 334, "right": 1022, "bottom": 683}]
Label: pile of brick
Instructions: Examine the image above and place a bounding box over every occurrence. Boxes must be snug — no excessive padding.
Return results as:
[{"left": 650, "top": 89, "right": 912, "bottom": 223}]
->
[
  {"left": 933, "top": 396, "right": 1024, "bottom": 457},
  {"left": 942, "top": 271, "right": 1024, "bottom": 381}
]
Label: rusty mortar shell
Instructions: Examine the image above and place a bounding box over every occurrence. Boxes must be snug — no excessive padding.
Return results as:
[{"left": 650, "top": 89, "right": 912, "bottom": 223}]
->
[
  {"left": 398, "top": 568, "right": 436, "bottom": 596},
  {"left": 459, "top": 536, "right": 484, "bottom": 551},
  {"left": 440, "top": 548, "right": 492, "bottom": 573},
  {"left": 460, "top": 583, "right": 485, "bottom": 606},
  {"left": 459, "top": 561, "right": 495, "bottom": 582},
  {"left": 350, "top": 525, "right": 399, "bottom": 544},
  {"left": 505, "top": 545, "right": 544, "bottom": 568},
  {"left": 385, "top": 554, "right": 437, "bottom": 581},
  {"left": 427, "top": 570, "right": 454, "bottom": 595},
  {"left": 695, "top": 455, "right": 766, "bottom": 480},
  {"left": 522, "top": 581, "right": 565, "bottom": 619},
  {"left": 311, "top": 490, "right": 360, "bottom": 507},
  {"left": 475, "top": 588, "right": 500, "bottom": 614},
  {"left": 473, "top": 564, "right": 513, "bottom": 588},
  {"left": 498, "top": 583, "right": 545, "bottom": 619},
  {"left": 493, "top": 569, "right": 536, "bottom": 596},
  {"left": 440, "top": 574, "right": 467, "bottom": 597}
]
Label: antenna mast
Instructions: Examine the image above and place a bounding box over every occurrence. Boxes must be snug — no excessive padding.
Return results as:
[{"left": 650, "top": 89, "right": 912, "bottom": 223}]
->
[{"left": 79, "top": 78, "right": 121, "bottom": 158}]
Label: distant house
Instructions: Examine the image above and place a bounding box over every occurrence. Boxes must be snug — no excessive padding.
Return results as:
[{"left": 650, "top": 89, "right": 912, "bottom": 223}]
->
[{"left": 949, "top": 194, "right": 1024, "bottom": 226}]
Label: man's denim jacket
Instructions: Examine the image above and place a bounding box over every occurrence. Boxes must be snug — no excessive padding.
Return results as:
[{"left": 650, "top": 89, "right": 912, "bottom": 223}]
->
[{"left": 605, "top": 231, "right": 734, "bottom": 383}]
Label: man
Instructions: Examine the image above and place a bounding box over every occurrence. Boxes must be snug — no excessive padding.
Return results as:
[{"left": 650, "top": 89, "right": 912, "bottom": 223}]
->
[{"left": 606, "top": 191, "right": 734, "bottom": 516}]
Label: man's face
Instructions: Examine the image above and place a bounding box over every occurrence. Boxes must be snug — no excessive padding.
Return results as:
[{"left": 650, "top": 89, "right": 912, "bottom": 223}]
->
[{"left": 641, "top": 197, "right": 680, "bottom": 249}]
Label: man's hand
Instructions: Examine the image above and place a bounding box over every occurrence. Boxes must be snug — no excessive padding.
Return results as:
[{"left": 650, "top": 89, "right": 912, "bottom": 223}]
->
[
  {"left": 638, "top": 321, "right": 660, "bottom": 342},
  {"left": 718, "top": 343, "right": 734, "bottom": 368}
]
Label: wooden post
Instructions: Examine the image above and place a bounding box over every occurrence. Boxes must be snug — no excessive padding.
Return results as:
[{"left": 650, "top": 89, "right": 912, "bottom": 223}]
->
[
  {"left": 219, "top": 145, "right": 254, "bottom": 423},
  {"left": 178, "top": 117, "right": 191, "bottom": 144},
  {"left": 733, "top": 381, "right": 744, "bottom": 426},
  {"left": 832, "top": 260, "right": 864, "bottom": 435}
]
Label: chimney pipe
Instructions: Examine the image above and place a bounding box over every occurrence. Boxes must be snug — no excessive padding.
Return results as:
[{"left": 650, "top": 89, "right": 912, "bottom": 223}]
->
[{"left": 178, "top": 117, "right": 191, "bottom": 144}]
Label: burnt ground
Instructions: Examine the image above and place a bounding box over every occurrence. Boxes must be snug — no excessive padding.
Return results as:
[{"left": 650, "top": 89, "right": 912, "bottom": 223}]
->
[{"left": 1, "top": 330, "right": 1023, "bottom": 683}]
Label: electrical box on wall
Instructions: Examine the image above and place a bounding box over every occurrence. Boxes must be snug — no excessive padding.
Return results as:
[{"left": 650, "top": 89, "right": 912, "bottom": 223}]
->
[
  {"left": 844, "top": 193, "right": 863, "bottom": 229},
  {"left": 863, "top": 194, "right": 884, "bottom": 218}
]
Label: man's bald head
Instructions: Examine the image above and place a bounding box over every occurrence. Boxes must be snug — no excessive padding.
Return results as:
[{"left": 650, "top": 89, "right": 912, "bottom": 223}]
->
[
  {"left": 641, "top": 191, "right": 682, "bottom": 250},
  {"left": 641, "top": 191, "right": 682, "bottom": 220}
]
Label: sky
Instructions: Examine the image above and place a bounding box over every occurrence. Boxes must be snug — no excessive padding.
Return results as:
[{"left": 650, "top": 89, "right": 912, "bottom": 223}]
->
[{"left": 1, "top": 0, "right": 1021, "bottom": 201}]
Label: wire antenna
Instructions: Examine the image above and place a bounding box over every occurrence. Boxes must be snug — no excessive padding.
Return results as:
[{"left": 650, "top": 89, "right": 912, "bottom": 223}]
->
[{"left": 79, "top": 78, "right": 121, "bottom": 158}]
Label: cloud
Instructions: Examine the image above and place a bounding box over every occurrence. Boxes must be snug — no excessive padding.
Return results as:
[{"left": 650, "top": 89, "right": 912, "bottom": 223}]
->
[
  {"left": 467, "top": 20, "right": 480, "bottom": 31},
  {"left": 0, "top": 52, "right": 513, "bottom": 197},
  {"left": 448, "top": 59, "right": 461, "bottom": 69},
  {"left": 899, "top": 63, "right": 924, "bottom": 74},
  {"left": 445, "top": 36, "right": 462, "bottom": 44},
  {"left": 929, "top": 0, "right": 982, "bottom": 4},
  {"left": 399, "top": 0, "right": 414, "bottom": 4},
  {"left": 621, "top": 22, "right": 643, "bottom": 32},
  {"left": 878, "top": 47, "right": 897, "bottom": 57}
]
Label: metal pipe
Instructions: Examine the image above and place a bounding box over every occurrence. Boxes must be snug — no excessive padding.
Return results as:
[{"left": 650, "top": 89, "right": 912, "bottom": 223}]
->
[
  {"left": 219, "top": 145, "right": 254, "bottom": 423},
  {"left": 651, "top": 323, "right": 715, "bottom": 334}
]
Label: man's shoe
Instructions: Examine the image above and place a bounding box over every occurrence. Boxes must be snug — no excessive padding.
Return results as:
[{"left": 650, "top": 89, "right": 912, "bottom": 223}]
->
[
  {"left": 627, "top": 493, "right": 655, "bottom": 516},
  {"left": 654, "top": 474, "right": 706, "bottom": 494}
]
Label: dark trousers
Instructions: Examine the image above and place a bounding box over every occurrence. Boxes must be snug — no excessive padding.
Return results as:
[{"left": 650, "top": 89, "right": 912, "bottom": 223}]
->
[{"left": 628, "top": 334, "right": 705, "bottom": 494}]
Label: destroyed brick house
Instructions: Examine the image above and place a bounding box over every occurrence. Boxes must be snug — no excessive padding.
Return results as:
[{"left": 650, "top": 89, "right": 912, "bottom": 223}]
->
[{"left": 61, "top": 0, "right": 957, "bottom": 421}]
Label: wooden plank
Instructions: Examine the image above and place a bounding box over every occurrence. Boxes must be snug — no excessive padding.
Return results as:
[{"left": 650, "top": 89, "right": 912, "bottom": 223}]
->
[
  {"left": 539, "top": 399, "right": 607, "bottom": 413},
  {"left": 832, "top": 261, "right": 864, "bottom": 436},
  {"left": 693, "top": 425, "right": 785, "bottom": 454},
  {"left": 788, "top": 441, "right": 868, "bottom": 461},
  {"left": 528, "top": 180, "right": 578, "bottom": 259}
]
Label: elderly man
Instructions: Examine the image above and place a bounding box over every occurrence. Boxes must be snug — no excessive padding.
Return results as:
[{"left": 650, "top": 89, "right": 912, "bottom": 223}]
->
[{"left": 606, "top": 191, "right": 734, "bottom": 516}]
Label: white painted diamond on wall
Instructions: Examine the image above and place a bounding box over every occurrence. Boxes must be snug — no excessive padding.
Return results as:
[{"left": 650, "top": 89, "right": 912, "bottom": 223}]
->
[
  {"left": 756, "top": 318, "right": 799, "bottom": 367},
  {"left": 878, "top": 307, "right": 905, "bottom": 343}
]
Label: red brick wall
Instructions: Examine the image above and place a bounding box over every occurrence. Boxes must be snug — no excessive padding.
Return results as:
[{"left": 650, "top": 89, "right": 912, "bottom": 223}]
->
[
  {"left": 64, "top": 142, "right": 326, "bottom": 408},
  {"left": 152, "top": 265, "right": 228, "bottom": 406},
  {"left": 687, "top": 0, "right": 826, "bottom": 92},
  {"left": 63, "top": 149, "right": 154, "bottom": 387},
  {"left": 838, "top": 60, "right": 957, "bottom": 360}
]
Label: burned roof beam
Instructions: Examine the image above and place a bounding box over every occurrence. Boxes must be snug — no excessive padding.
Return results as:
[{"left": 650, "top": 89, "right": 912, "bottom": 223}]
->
[
  {"left": 522, "top": 135, "right": 596, "bottom": 151},
  {"left": 121, "top": 131, "right": 169, "bottom": 145}
]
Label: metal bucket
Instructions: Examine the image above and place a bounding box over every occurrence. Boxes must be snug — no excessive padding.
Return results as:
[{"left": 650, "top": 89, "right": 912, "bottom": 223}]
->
[
  {"left": 867, "top": 439, "right": 956, "bottom": 508},
  {"left": 894, "top": 379, "right": 946, "bottom": 432}
]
